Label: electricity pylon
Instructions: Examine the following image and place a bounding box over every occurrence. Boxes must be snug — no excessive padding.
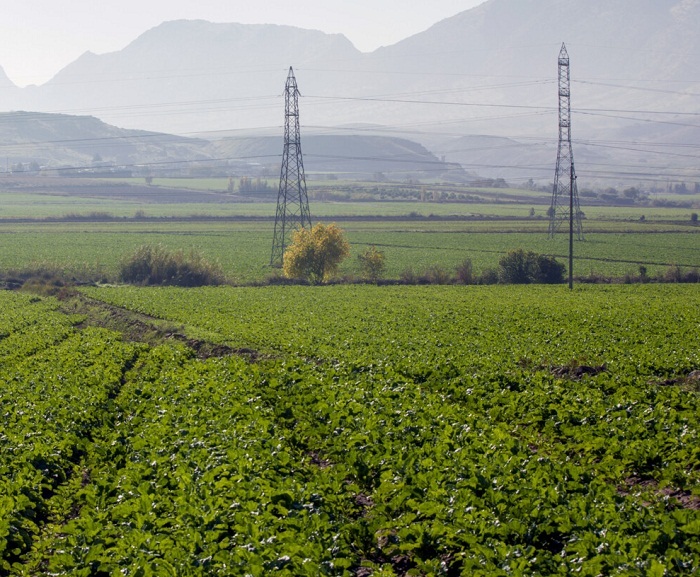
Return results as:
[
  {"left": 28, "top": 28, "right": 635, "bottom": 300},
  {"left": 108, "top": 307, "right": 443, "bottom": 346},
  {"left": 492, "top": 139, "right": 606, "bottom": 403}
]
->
[
  {"left": 548, "top": 43, "right": 583, "bottom": 242},
  {"left": 548, "top": 43, "right": 583, "bottom": 289},
  {"left": 270, "top": 67, "right": 312, "bottom": 267}
]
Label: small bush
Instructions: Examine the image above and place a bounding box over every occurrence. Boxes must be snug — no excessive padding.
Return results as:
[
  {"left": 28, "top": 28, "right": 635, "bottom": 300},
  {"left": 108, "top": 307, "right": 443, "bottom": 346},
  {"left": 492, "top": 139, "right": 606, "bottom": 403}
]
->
[
  {"left": 357, "top": 245, "right": 386, "bottom": 282},
  {"left": 536, "top": 254, "right": 567, "bottom": 284},
  {"left": 577, "top": 272, "right": 613, "bottom": 284},
  {"left": 662, "top": 265, "right": 700, "bottom": 283},
  {"left": 499, "top": 249, "right": 566, "bottom": 284},
  {"left": 421, "top": 265, "right": 452, "bottom": 285},
  {"left": 400, "top": 268, "right": 418, "bottom": 284},
  {"left": 455, "top": 259, "right": 474, "bottom": 285},
  {"left": 499, "top": 249, "right": 533, "bottom": 284},
  {"left": 478, "top": 268, "right": 500, "bottom": 285},
  {"left": 685, "top": 268, "right": 700, "bottom": 283},
  {"left": 120, "top": 244, "right": 225, "bottom": 287},
  {"left": 4, "top": 261, "right": 106, "bottom": 291},
  {"left": 663, "top": 265, "right": 683, "bottom": 283}
]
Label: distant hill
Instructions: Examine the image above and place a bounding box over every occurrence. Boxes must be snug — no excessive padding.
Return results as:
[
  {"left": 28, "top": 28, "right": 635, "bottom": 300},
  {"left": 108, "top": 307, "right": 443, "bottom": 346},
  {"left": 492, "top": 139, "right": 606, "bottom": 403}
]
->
[
  {"left": 1, "top": 1, "right": 699, "bottom": 186},
  {"left": 0, "top": 111, "right": 207, "bottom": 170},
  {"left": 0, "top": 111, "right": 462, "bottom": 180},
  {"left": 211, "top": 134, "right": 467, "bottom": 181}
]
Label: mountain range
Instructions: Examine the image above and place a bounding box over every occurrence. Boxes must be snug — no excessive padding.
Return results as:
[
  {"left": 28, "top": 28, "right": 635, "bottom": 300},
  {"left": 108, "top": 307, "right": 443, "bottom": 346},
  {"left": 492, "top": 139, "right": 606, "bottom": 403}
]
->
[{"left": 1, "top": 0, "right": 699, "bottom": 187}]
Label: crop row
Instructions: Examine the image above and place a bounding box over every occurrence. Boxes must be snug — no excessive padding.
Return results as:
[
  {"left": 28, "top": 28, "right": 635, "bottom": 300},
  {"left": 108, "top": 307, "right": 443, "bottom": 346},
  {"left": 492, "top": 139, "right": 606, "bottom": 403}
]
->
[
  {"left": 77, "top": 284, "right": 700, "bottom": 574},
  {"left": 84, "top": 284, "right": 700, "bottom": 377},
  {"left": 2, "top": 285, "right": 700, "bottom": 574},
  {"left": 0, "top": 293, "right": 143, "bottom": 572}
]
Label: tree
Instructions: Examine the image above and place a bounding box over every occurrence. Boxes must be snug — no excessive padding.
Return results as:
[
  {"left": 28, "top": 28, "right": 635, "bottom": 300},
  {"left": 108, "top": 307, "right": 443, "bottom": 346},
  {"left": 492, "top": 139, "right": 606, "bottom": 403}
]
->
[
  {"left": 283, "top": 223, "right": 350, "bottom": 283},
  {"left": 499, "top": 249, "right": 534, "bottom": 284},
  {"left": 535, "top": 254, "right": 566, "bottom": 284},
  {"left": 239, "top": 177, "right": 271, "bottom": 193},
  {"left": 357, "top": 245, "right": 386, "bottom": 282},
  {"left": 623, "top": 187, "right": 640, "bottom": 200}
]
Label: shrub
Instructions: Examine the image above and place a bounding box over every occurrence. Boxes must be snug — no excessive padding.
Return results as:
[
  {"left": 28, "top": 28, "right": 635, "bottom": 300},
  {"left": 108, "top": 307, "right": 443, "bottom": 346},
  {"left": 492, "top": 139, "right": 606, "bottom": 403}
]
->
[
  {"left": 357, "top": 245, "right": 386, "bottom": 282},
  {"left": 5, "top": 261, "right": 106, "bottom": 290},
  {"left": 498, "top": 249, "right": 566, "bottom": 284},
  {"left": 422, "top": 265, "right": 452, "bottom": 284},
  {"left": 499, "top": 249, "right": 535, "bottom": 284},
  {"left": 535, "top": 254, "right": 567, "bottom": 284},
  {"left": 455, "top": 258, "right": 474, "bottom": 285},
  {"left": 577, "top": 272, "right": 613, "bottom": 284},
  {"left": 663, "top": 265, "right": 683, "bottom": 283},
  {"left": 685, "top": 268, "right": 700, "bottom": 283},
  {"left": 119, "top": 244, "right": 225, "bottom": 287},
  {"left": 400, "top": 268, "right": 418, "bottom": 284},
  {"left": 662, "top": 266, "right": 700, "bottom": 283},
  {"left": 478, "top": 268, "right": 500, "bottom": 285}
]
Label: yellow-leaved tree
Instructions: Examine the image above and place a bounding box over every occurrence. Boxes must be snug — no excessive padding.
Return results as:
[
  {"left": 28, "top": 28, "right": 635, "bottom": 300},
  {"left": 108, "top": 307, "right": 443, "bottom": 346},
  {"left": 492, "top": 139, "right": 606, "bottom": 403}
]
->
[{"left": 283, "top": 223, "right": 350, "bottom": 284}]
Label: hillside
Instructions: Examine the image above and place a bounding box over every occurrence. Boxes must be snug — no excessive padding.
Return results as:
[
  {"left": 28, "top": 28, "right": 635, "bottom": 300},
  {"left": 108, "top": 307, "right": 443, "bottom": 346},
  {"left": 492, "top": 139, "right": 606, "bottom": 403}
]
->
[
  {"left": 0, "top": 111, "right": 207, "bottom": 170},
  {"left": 0, "top": 111, "right": 463, "bottom": 180},
  {"left": 210, "top": 134, "right": 466, "bottom": 181}
]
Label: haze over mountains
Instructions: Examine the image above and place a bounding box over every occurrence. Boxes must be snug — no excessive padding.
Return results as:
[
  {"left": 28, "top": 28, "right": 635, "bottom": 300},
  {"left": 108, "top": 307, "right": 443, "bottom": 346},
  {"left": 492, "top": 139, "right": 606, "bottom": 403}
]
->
[{"left": 1, "top": 0, "right": 699, "bottom": 186}]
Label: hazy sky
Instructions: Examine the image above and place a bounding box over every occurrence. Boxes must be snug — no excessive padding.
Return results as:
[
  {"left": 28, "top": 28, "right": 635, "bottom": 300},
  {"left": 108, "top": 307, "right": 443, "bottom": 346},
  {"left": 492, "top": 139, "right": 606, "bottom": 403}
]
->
[{"left": 0, "top": 0, "right": 486, "bottom": 87}]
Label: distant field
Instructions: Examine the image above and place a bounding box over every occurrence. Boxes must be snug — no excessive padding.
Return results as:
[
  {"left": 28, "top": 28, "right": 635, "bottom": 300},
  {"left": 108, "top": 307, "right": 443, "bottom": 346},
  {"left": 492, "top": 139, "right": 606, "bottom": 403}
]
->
[
  {"left": 0, "top": 177, "right": 697, "bottom": 282},
  {"left": 0, "top": 176, "right": 698, "bottom": 221}
]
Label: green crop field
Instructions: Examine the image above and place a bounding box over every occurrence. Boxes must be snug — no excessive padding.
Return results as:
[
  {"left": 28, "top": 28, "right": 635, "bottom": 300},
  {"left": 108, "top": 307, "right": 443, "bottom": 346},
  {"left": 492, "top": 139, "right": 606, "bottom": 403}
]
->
[
  {"left": 1, "top": 284, "right": 699, "bottom": 575},
  {"left": 0, "top": 218, "right": 697, "bottom": 283}
]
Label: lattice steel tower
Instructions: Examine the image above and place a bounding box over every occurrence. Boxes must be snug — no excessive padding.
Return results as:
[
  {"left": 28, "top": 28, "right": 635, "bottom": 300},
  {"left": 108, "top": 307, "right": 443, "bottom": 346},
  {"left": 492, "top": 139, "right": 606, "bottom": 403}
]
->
[
  {"left": 270, "top": 67, "right": 312, "bottom": 267},
  {"left": 548, "top": 43, "right": 583, "bottom": 241}
]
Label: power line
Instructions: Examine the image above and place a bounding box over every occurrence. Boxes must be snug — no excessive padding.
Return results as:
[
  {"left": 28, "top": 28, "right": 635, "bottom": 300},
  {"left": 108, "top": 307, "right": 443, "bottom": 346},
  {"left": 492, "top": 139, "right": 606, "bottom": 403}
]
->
[{"left": 574, "top": 79, "right": 700, "bottom": 98}]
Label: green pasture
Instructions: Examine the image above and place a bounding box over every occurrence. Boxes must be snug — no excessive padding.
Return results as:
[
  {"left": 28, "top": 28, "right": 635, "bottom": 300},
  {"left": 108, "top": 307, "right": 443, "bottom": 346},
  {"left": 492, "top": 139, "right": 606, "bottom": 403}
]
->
[{"left": 0, "top": 219, "right": 697, "bottom": 282}]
